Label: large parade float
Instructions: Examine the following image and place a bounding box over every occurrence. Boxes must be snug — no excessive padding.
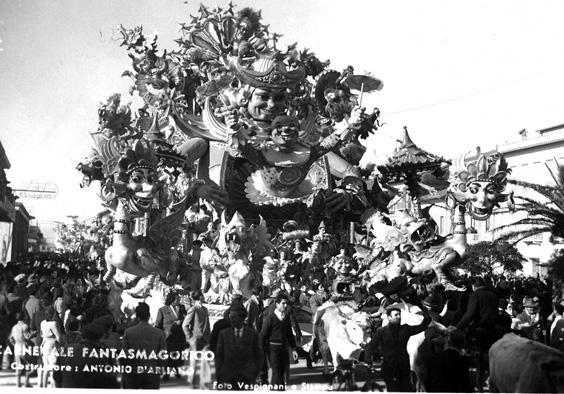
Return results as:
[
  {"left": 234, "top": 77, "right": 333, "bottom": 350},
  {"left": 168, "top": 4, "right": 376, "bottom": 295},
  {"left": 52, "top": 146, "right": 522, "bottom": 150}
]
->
[{"left": 77, "top": 2, "right": 517, "bottom": 381}]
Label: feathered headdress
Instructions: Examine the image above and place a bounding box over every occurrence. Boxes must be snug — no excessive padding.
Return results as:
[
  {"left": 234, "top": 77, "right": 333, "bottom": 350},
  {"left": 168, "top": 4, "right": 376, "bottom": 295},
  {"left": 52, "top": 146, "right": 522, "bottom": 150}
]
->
[
  {"left": 448, "top": 149, "right": 514, "bottom": 219},
  {"left": 116, "top": 139, "right": 158, "bottom": 180},
  {"left": 230, "top": 53, "right": 305, "bottom": 89},
  {"left": 454, "top": 151, "right": 510, "bottom": 193}
]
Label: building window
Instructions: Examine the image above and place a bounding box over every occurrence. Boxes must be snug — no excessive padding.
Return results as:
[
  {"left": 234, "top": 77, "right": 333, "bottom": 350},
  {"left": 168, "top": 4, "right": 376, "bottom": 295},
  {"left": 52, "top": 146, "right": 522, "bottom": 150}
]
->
[{"left": 530, "top": 258, "right": 540, "bottom": 275}]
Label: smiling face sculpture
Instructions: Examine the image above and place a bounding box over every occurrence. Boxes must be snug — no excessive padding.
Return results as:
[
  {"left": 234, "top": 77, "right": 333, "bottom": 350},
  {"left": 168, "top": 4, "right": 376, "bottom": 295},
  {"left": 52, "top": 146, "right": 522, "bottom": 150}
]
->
[
  {"left": 450, "top": 152, "right": 513, "bottom": 220},
  {"left": 125, "top": 167, "right": 158, "bottom": 214},
  {"left": 114, "top": 140, "right": 160, "bottom": 216}
]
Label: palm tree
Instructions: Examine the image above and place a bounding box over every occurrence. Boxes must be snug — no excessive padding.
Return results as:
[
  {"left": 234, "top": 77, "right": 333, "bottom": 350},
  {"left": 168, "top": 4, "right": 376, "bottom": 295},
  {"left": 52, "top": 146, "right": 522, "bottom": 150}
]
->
[{"left": 493, "top": 160, "right": 564, "bottom": 244}]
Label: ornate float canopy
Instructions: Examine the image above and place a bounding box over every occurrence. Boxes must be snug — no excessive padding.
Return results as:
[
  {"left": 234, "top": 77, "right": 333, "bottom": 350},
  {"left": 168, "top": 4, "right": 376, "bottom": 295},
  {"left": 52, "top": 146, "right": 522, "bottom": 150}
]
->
[{"left": 377, "top": 126, "right": 450, "bottom": 200}]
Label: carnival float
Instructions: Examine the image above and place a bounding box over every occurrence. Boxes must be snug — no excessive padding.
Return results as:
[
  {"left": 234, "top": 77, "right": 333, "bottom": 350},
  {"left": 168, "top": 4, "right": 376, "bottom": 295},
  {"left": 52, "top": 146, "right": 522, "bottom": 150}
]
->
[{"left": 77, "top": 2, "right": 515, "bottom": 327}]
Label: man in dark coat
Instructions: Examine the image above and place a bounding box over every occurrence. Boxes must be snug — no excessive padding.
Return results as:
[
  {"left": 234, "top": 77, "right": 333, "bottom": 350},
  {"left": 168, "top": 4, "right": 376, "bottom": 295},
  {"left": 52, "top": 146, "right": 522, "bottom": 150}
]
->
[
  {"left": 122, "top": 302, "right": 167, "bottom": 389},
  {"left": 425, "top": 329, "right": 472, "bottom": 392},
  {"left": 245, "top": 286, "right": 264, "bottom": 331},
  {"left": 210, "top": 297, "right": 244, "bottom": 353},
  {"left": 215, "top": 304, "right": 263, "bottom": 386},
  {"left": 456, "top": 277, "right": 500, "bottom": 351},
  {"left": 365, "top": 305, "right": 431, "bottom": 392}
]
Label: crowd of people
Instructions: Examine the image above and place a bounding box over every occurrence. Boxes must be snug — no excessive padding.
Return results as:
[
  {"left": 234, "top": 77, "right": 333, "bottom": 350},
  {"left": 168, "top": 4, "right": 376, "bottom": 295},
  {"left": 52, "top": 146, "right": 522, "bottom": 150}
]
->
[{"left": 1, "top": 225, "right": 563, "bottom": 392}]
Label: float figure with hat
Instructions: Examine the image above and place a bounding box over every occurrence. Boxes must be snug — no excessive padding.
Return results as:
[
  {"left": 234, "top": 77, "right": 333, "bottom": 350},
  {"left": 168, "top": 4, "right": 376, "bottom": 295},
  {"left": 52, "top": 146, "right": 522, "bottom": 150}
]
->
[
  {"left": 358, "top": 133, "right": 516, "bottom": 293},
  {"left": 78, "top": 121, "right": 227, "bottom": 299},
  {"left": 72, "top": 3, "right": 531, "bottom": 383},
  {"left": 76, "top": 1, "right": 389, "bottom": 305},
  {"left": 101, "top": 2, "right": 389, "bottom": 230}
]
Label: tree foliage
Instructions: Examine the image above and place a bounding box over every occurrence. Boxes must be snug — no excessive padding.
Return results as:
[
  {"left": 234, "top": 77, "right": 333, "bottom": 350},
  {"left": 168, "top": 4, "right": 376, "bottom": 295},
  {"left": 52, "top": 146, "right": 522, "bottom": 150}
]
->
[
  {"left": 461, "top": 241, "right": 525, "bottom": 275},
  {"left": 494, "top": 161, "right": 564, "bottom": 243},
  {"left": 547, "top": 248, "right": 564, "bottom": 283}
]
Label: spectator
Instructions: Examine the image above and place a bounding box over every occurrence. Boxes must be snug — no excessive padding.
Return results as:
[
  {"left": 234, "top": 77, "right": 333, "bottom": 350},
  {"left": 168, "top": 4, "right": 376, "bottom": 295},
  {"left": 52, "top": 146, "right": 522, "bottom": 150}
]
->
[
  {"left": 39, "top": 306, "right": 63, "bottom": 388},
  {"left": 495, "top": 298, "right": 512, "bottom": 337},
  {"left": 516, "top": 297, "right": 545, "bottom": 342},
  {"left": 215, "top": 304, "right": 263, "bottom": 386},
  {"left": 9, "top": 312, "right": 32, "bottom": 387},
  {"left": 365, "top": 305, "right": 431, "bottom": 392},
  {"left": 1, "top": 282, "right": 23, "bottom": 328},
  {"left": 506, "top": 301, "right": 522, "bottom": 331},
  {"left": 182, "top": 290, "right": 211, "bottom": 351},
  {"left": 155, "top": 291, "right": 186, "bottom": 338},
  {"left": 164, "top": 323, "right": 188, "bottom": 380},
  {"left": 456, "top": 277, "right": 500, "bottom": 351},
  {"left": 52, "top": 287, "right": 66, "bottom": 321},
  {"left": 65, "top": 318, "right": 82, "bottom": 345},
  {"left": 59, "top": 318, "right": 119, "bottom": 388},
  {"left": 298, "top": 284, "right": 310, "bottom": 308},
  {"left": 23, "top": 284, "right": 40, "bottom": 323},
  {"left": 550, "top": 302, "right": 564, "bottom": 351},
  {"left": 122, "top": 302, "right": 166, "bottom": 389},
  {"left": 260, "top": 292, "right": 296, "bottom": 385},
  {"left": 245, "top": 286, "right": 264, "bottom": 331},
  {"left": 30, "top": 296, "right": 49, "bottom": 346},
  {"left": 425, "top": 329, "right": 472, "bottom": 392},
  {"left": 210, "top": 298, "right": 244, "bottom": 353}
]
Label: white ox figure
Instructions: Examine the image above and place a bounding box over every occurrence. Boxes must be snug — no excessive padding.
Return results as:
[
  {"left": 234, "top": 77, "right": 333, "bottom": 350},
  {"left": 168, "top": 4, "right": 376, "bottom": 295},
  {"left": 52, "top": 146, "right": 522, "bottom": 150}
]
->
[
  {"left": 382, "top": 303, "right": 448, "bottom": 392},
  {"left": 216, "top": 211, "right": 271, "bottom": 299},
  {"left": 312, "top": 301, "right": 372, "bottom": 377},
  {"left": 489, "top": 333, "right": 564, "bottom": 393},
  {"left": 107, "top": 277, "right": 167, "bottom": 323}
]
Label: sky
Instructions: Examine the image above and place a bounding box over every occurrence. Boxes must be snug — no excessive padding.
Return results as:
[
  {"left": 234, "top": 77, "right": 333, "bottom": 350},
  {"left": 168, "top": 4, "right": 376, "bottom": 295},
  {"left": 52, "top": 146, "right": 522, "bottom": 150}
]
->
[{"left": 1, "top": 0, "right": 564, "bottom": 224}]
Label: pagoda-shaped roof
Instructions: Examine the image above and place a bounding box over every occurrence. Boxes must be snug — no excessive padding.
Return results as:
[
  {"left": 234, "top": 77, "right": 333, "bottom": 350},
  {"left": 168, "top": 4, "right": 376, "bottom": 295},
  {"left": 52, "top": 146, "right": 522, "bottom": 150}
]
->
[
  {"left": 144, "top": 114, "right": 186, "bottom": 167},
  {"left": 378, "top": 126, "right": 450, "bottom": 177}
]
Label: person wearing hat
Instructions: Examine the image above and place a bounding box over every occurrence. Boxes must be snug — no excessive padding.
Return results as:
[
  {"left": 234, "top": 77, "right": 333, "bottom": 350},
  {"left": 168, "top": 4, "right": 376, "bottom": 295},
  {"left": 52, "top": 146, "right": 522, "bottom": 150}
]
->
[
  {"left": 312, "top": 221, "right": 333, "bottom": 245},
  {"left": 210, "top": 298, "right": 245, "bottom": 353},
  {"left": 516, "top": 296, "right": 545, "bottom": 342},
  {"left": 215, "top": 303, "right": 263, "bottom": 386}
]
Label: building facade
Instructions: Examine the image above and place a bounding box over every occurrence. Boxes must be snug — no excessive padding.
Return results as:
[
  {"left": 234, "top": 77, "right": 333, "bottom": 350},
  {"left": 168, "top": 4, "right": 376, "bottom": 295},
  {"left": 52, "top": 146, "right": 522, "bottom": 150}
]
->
[
  {"left": 426, "top": 124, "right": 564, "bottom": 276},
  {"left": 11, "top": 203, "right": 32, "bottom": 261},
  {"left": 0, "top": 140, "right": 16, "bottom": 264}
]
